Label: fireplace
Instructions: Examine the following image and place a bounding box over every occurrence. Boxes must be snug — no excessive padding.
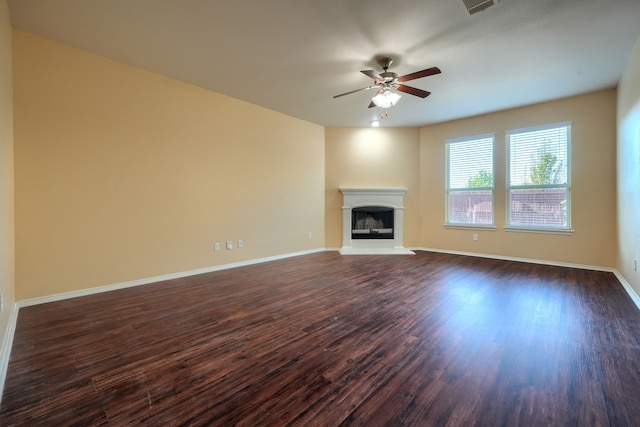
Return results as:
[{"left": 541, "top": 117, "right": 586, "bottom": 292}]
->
[
  {"left": 351, "top": 206, "right": 394, "bottom": 239},
  {"left": 339, "top": 188, "right": 414, "bottom": 255}
]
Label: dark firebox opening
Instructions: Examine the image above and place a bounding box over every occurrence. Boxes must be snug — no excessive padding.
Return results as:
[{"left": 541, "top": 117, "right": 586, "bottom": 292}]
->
[{"left": 351, "top": 206, "right": 394, "bottom": 240}]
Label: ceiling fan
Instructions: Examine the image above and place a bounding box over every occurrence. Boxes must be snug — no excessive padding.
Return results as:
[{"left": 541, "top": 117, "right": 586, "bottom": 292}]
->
[{"left": 333, "top": 57, "right": 441, "bottom": 109}]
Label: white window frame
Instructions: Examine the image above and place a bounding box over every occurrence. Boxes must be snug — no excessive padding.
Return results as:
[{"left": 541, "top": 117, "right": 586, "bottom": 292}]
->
[
  {"left": 505, "top": 122, "right": 572, "bottom": 233},
  {"left": 445, "top": 133, "right": 495, "bottom": 228}
]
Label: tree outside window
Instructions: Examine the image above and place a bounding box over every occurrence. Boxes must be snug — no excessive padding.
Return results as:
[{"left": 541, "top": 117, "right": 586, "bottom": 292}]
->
[
  {"left": 507, "top": 123, "right": 571, "bottom": 229},
  {"left": 446, "top": 135, "right": 494, "bottom": 226}
]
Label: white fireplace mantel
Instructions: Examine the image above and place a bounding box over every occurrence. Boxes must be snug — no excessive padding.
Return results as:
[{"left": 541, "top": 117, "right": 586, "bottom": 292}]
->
[{"left": 339, "top": 187, "right": 415, "bottom": 255}]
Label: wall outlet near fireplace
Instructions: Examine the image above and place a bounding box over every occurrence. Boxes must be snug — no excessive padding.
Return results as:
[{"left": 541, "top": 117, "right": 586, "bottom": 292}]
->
[{"left": 214, "top": 242, "right": 220, "bottom": 251}]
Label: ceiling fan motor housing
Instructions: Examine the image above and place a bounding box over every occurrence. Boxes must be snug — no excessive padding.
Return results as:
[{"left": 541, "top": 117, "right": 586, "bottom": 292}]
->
[
  {"left": 377, "top": 57, "right": 394, "bottom": 71},
  {"left": 380, "top": 72, "right": 398, "bottom": 83}
]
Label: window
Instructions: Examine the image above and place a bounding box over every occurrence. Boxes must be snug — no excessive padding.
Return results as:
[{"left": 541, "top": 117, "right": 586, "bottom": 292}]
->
[
  {"left": 506, "top": 122, "right": 571, "bottom": 230},
  {"left": 446, "top": 134, "right": 494, "bottom": 226}
]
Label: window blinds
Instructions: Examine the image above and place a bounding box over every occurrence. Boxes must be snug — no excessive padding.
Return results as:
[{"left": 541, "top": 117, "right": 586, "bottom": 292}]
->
[
  {"left": 446, "top": 135, "right": 494, "bottom": 225},
  {"left": 507, "top": 123, "right": 570, "bottom": 229}
]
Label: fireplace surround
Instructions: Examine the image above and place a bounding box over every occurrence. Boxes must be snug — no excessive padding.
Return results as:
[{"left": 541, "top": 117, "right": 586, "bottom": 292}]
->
[{"left": 339, "top": 188, "right": 414, "bottom": 255}]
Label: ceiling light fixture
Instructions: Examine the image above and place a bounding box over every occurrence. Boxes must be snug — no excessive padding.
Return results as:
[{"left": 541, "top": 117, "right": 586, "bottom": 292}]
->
[{"left": 372, "top": 90, "right": 401, "bottom": 109}]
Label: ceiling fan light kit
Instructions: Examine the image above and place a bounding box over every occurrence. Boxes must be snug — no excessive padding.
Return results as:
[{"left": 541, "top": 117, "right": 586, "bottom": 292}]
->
[
  {"left": 333, "top": 57, "right": 441, "bottom": 117},
  {"left": 372, "top": 90, "right": 401, "bottom": 108}
]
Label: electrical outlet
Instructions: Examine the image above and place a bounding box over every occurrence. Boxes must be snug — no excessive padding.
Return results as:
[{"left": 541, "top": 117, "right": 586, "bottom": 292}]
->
[
  {"left": 308, "top": 232, "right": 313, "bottom": 239},
  {"left": 473, "top": 234, "right": 478, "bottom": 241},
  {"left": 214, "top": 242, "right": 220, "bottom": 251},
  {"left": 238, "top": 239, "right": 243, "bottom": 248},
  {"left": 226, "top": 241, "right": 233, "bottom": 250}
]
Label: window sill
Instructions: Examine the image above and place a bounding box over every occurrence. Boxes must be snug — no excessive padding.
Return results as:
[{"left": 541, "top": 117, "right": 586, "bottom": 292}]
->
[
  {"left": 503, "top": 226, "right": 574, "bottom": 235},
  {"left": 444, "top": 224, "right": 497, "bottom": 231}
]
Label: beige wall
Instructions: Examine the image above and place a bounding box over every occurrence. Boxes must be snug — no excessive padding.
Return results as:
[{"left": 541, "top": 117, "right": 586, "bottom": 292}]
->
[
  {"left": 324, "top": 93, "right": 617, "bottom": 267},
  {"left": 324, "top": 127, "right": 421, "bottom": 248},
  {"left": 13, "top": 30, "right": 325, "bottom": 300},
  {"left": 617, "top": 36, "right": 640, "bottom": 295},
  {"left": 420, "top": 90, "right": 617, "bottom": 267},
  {"left": 8, "top": 27, "right": 629, "bottom": 301},
  {"left": 0, "top": 0, "right": 14, "bottom": 354}
]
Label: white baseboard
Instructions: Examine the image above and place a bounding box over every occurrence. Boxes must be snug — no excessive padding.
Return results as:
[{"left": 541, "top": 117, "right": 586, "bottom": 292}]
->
[
  {"left": 339, "top": 247, "right": 415, "bottom": 255},
  {"left": 413, "top": 247, "right": 640, "bottom": 311},
  {"left": 18, "top": 248, "right": 326, "bottom": 308},
  {"left": 413, "top": 247, "right": 610, "bottom": 271},
  {"left": 0, "top": 302, "right": 19, "bottom": 404},
  {"left": 613, "top": 270, "right": 640, "bottom": 310},
  {"left": 16, "top": 247, "right": 629, "bottom": 309}
]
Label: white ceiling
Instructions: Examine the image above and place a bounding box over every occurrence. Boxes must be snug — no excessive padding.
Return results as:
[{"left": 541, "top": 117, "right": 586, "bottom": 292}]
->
[{"left": 7, "top": 0, "right": 640, "bottom": 128}]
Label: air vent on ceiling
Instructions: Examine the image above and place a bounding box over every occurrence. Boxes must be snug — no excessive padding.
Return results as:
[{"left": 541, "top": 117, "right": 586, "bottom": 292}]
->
[{"left": 462, "top": 0, "right": 498, "bottom": 15}]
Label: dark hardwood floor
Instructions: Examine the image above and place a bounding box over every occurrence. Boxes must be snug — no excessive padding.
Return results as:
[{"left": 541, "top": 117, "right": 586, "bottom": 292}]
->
[{"left": 2, "top": 251, "right": 640, "bottom": 426}]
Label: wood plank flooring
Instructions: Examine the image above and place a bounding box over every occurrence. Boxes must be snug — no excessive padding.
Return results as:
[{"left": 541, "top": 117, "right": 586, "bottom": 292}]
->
[{"left": 2, "top": 251, "right": 640, "bottom": 425}]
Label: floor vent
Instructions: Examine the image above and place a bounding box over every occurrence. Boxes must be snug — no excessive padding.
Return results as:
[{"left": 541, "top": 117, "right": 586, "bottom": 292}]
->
[{"left": 462, "top": 0, "right": 497, "bottom": 15}]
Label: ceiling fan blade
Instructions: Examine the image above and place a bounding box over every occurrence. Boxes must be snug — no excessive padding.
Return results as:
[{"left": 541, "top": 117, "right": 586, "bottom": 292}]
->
[
  {"left": 333, "top": 85, "right": 376, "bottom": 98},
  {"left": 396, "top": 84, "right": 431, "bottom": 98},
  {"left": 361, "top": 69, "right": 385, "bottom": 82},
  {"left": 397, "top": 66, "right": 441, "bottom": 83}
]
